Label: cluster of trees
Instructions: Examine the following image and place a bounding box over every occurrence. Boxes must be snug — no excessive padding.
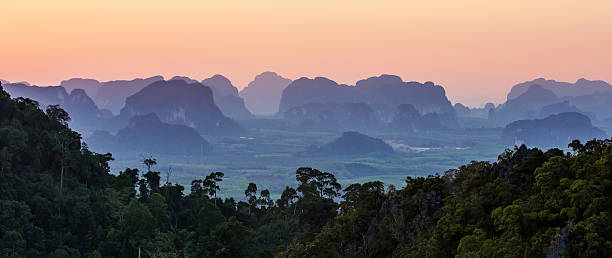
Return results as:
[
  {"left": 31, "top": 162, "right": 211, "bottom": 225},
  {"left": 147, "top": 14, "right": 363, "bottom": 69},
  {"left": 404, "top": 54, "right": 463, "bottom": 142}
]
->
[
  {"left": 0, "top": 85, "right": 340, "bottom": 257},
  {"left": 2, "top": 84, "right": 612, "bottom": 257},
  {"left": 282, "top": 141, "right": 612, "bottom": 257}
]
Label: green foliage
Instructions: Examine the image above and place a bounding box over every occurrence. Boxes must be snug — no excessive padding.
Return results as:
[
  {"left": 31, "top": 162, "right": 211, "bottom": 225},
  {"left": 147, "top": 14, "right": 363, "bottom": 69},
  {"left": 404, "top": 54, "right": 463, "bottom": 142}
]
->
[
  {"left": 283, "top": 140, "right": 612, "bottom": 257},
  {"left": 2, "top": 85, "right": 612, "bottom": 257}
]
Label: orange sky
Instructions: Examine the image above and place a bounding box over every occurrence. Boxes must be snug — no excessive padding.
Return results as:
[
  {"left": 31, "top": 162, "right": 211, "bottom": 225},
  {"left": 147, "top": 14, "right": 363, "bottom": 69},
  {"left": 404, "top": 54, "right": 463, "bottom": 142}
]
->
[{"left": 1, "top": 0, "right": 611, "bottom": 106}]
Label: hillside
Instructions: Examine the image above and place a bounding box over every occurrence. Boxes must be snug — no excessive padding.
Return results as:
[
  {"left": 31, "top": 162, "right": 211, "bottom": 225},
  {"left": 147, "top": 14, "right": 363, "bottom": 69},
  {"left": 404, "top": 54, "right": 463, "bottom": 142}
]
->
[
  {"left": 280, "top": 140, "right": 612, "bottom": 257},
  {"left": 202, "top": 75, "right": 252, "bottom": 119},
  {"left": 240, "top": 71, "right": 292, "bottom": 115},
  {"left": 490, "top": 84, "right": 560, "bottom": 126},
  {"left": 3, "top": 83, "right": 109, "bottom": 131},
  {"left": 119, "top": 80, "right": 242, "bottom": 135},
  {"left": 498, "top": 79, "right": 612, "bottom": 126},
  {"left": 284, "top": 102, "right": 380, "bottom": 130},
  {"left": 502, "top": 112, "right": 606, "bottom": 147},
  {"left": 305, "top": 131, "right": 394, "bottom": 156},
  {"left": 279, "top": 75, "right": 456, "bottom": 123},
  {"left": 87, "top": 113, "right": 212, "bottom": 155},
  {"left": 95, "top": 76, "right": 164, "bottom": 114},
  {"left": 507, "top": 78, "right": 612, "bottom": 100}
]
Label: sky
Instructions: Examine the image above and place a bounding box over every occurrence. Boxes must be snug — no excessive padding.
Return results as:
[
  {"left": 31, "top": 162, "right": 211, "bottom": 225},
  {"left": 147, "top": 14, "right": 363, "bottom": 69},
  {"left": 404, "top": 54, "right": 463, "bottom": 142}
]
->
[{"left": 1, "top": 0, "right": 611, "bottom": 106}]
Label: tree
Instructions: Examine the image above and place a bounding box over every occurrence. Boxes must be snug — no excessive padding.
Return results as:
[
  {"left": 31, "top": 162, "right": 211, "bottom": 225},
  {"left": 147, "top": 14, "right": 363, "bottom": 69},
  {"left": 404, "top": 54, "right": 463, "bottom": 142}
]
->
[
  {"left": 245, "top": 183, "right": 258, "bottom": 214},
  {"left": 278, "top": 186, "right": 298, "bottom": 214},
  {"left": 296, "top": 167, "right": 341, "bottom": 198},
  {"left": 114, "top": 168, "right": 139, "bottom": 191},
  {"left": 203, "top": 172, "right": 224, "bottom": 205},
  {"left": 143, "top": 158, "right": 157, "bottom": 172},
  {"left": 211, "top": 217, "right": 253, "bottom": 258},
  {"left": 0, "top": 230, "right": 25, "bottom": 257},
  {"left": 190, "top": 179, "right": 204, "bottom": 196},
  {"left": 147, "top": 193, "right": 170, "bottom": 231},
  {"left": 144, "top": 171, "right": 161, "bottom": 194},
  {"left": 0, "top": 146, "right": 11, "bottom": 177},
  {"left": 46, "top": 105, "right": 71, "bottom": 126},
  {"left": 54, "top": 128, "right": 81, "bottom": 196},
  {"left": 340, "top": 181, "right": 384, "bottom": 214},
  {"left": 259, "top": 189, "right": 273, "bottom": 210},
  {"left": 294, "top": 168, "right": 341, "bottom": 233},
  {"left": 119, "top": 200, "right": 155, "bottom": 257},
  {"left": 0, "top": 81, "right": 7, "bottom": 99},
  {"left": 197, "top": 200, "right": 226, "bottom": 236},
  {"left": 138, "top": 179, "right": 149, "bottom": 200}
]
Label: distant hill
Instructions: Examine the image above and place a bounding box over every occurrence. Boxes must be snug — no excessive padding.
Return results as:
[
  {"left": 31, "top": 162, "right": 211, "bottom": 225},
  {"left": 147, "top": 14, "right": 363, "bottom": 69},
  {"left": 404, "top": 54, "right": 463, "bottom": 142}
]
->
[
  {"left": 0, "top": 79, "right": 30, "bottom": 86},
  {"left": 23, "top": 76, "right": 165, "bottom": 115},
  {"left": 284, "top": 102, "right": 380, "bottom": 130},
  {"left": 454, "top": 102, "right": 496, "bottom": 119},
  {"left": 3, "top": 83, "right": 68, "bottom": 107},
  {"left": 279, "top": 77, "right": 357, "bottom": 112},
  {"left": 169, "top": 75, "right": 253, "bottom": 119},
  {"left": 87, "top": 113, "right": 212, "bottom": 155},
  {"left": 563, "top": 92, "right": 612, "bottom": 122},
  {"left": 538, "top": 101, "right": 582, "bottom": 118},
  {"left": 3, "top": 83, "right": 108, "bottom": 131},
  {"left": 95, "top": 76, "right": 164, "bottom": 114},
  {"left": 489, "top": 85, "right": 560, "bottom": 126},
  {"left": 504, "top": 84, "right": 559, "bottom": 111},
  {"left": 391, "top": 104, "right": 446, "bottom": 131},
  {"left": 119, "top": 80, "right": 242, "bottom": 135},
  {"left": 306, "top": 131, "right": 394, "bottom": 155},
  {"left": 279, "top": 75, "right": 457, "bottom": 127},
  {"left": 169, "top": 76, "right": 198, "bottom": 84},
  {"left": 501, "top": 112, "right": 606, "bottom": 147},
  {"left": 201, "top": 74, "right": 252, "bottom": 119},
  {"left": 490, "top": 80, "right": 612, "bottom": 127},
  {"left": 60, "top": 78, "right": 101, "bottom": 100},
  {"left": 202, "top": 74, "right": 239, "bottom": 97},
  {"left": 507, "top": 78, "right": 612, "bottom": 100},
  {"left": 240, "top": 71, "right": 292, "bottom": 116}
]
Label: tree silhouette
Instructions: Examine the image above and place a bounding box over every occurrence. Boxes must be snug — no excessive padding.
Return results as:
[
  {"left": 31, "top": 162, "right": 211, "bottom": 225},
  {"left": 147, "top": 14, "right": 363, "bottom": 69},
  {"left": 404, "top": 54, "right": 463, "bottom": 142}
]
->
[
  {"left": 143, "top": 158, "right": 157, "bottom": 172},
  {"left": 245, "top": 182, "right": 258, "bottom": 214},
  {"left": 46, "top": 105, "right": 71, "bottom": 126},
  {"left": 203, "top": 172, "right": 224, "bottom": 205}
]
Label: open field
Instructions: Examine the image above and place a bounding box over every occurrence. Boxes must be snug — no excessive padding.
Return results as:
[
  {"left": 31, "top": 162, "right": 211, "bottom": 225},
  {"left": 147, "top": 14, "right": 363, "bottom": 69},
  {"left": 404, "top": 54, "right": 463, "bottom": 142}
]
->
[{"left": 102, "top": 125, "right": 509, "bottom": 198}]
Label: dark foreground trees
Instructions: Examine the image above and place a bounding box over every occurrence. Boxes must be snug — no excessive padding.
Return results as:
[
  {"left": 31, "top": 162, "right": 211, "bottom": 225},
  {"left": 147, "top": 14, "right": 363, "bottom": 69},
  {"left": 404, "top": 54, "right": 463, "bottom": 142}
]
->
[{"left": 1, "top": 84, "right": 612, "bottom": 257}]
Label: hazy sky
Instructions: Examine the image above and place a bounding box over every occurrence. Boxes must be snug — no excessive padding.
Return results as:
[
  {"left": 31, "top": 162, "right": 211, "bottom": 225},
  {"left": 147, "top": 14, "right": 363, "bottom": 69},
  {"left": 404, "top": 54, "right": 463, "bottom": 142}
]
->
[{"left": 1, "top": 0, "right": 611, "bottom": 106}]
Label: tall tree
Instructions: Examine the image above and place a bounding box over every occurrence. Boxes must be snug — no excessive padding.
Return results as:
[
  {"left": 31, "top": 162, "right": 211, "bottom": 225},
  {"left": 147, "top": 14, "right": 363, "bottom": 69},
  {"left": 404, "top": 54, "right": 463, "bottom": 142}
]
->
[
  {"left": 245, "top": 183, "right": 258, "bottom": 215},
  {"left": 296, "top": 167, "right": 341, "bottom": 198},
  {"left": 259, "top": 189, "right": 273, "bottom": 210},
  {"left": 143, "top": 158, "right": 157, "bottom": 172},
  {"left": 54, "top": 128, "right": 81, "bottom": 196},
  {"left": 203, "top": 172, "right": 224, "bottom": 205},
  {"left": 46, "top": 105, "right": 71, "bottom": 126}
]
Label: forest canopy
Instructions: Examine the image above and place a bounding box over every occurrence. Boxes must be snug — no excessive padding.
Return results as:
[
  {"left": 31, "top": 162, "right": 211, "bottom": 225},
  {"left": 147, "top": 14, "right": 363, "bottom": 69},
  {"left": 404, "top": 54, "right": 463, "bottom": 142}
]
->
[{"left": 1, "top": 85, "right": 612, "bottom": 257}]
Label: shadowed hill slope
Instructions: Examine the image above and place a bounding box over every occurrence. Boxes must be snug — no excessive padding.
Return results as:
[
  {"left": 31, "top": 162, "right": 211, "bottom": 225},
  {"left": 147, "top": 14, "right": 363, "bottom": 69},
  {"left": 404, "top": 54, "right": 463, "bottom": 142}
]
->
[{"left": 119, "top": 80, "right": 242, "bottom": 135}]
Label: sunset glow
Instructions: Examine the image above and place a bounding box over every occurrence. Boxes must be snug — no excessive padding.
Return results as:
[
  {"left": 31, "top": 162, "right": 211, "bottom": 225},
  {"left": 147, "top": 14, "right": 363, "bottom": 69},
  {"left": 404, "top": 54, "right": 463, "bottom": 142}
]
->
[{"left": 1, "top": 0, "right": 611, "bottom": 105}]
